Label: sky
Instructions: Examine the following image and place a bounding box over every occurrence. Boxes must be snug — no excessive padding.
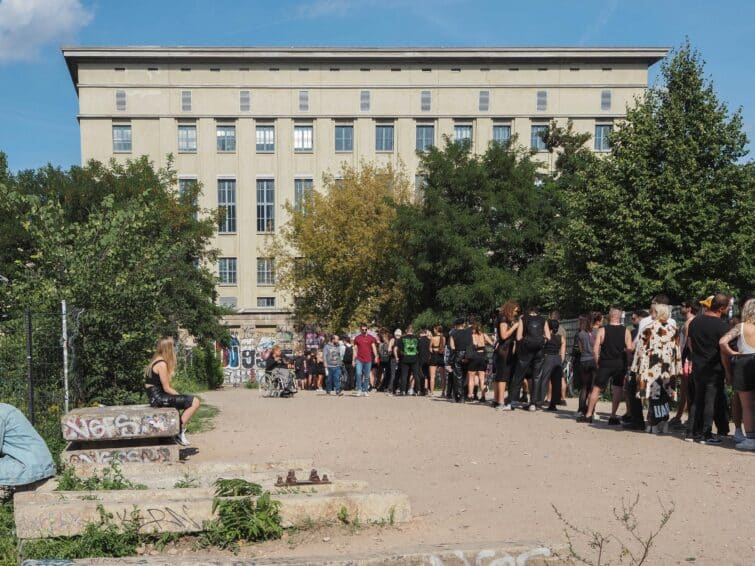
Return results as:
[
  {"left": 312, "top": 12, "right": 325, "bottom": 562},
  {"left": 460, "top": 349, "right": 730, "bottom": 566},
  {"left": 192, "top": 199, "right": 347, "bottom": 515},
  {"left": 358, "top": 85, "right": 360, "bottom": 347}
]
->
[{"left": 0, "top": 0, "right": 753, "bottom": 172}]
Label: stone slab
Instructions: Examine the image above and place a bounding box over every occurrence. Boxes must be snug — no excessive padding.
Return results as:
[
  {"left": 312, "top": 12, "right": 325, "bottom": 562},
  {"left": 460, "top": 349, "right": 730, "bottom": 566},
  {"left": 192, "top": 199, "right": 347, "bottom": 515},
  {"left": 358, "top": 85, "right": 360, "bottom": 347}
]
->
[
  {"left": 14, "top": 488, "right": 410, "bottom": 539},
  {"left": 22, "top": 542, "right": 556, "bottom": 565},
  {"left": 34, "top": 460, "right": 317, "bottom": 491},
  {"left": 61, "top": 405, "right": 180, "bottom": 441},
  {"left": 61, "top": 440, "right": 180, "bottom": 466}
]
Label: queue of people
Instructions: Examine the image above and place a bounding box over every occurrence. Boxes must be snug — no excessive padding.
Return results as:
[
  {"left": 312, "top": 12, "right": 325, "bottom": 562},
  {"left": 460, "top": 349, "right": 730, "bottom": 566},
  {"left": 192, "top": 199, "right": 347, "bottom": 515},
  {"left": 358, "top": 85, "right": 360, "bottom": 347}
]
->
[{"left": 285, "top": 293, "right": 754, "bottom": 451}]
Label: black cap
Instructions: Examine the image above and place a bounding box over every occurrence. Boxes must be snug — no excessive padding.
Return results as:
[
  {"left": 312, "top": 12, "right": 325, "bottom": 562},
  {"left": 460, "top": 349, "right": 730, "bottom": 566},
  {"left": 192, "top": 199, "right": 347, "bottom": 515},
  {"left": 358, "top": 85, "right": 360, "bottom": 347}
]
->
[{"left": 453, "top": 317, "right": 465, "bottom": 325}]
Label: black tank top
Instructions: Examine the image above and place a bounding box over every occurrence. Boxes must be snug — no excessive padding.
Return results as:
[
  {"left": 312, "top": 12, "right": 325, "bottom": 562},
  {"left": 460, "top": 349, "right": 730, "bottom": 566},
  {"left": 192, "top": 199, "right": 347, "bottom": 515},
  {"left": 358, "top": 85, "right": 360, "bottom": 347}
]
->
[
  {"left": 600, "top": 325, "right": 626, "bottom": 363},
  {"left": 145, "top": 360, "right": 164, "bottom": 388},
  {"left": 543, "top": 334, "right": 562, "bottom": 356}
]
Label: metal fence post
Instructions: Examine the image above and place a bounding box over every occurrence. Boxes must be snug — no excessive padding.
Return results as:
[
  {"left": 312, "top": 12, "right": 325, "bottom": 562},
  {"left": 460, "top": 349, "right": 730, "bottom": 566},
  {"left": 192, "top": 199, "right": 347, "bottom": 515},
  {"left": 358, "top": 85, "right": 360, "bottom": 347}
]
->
[
  {"left": 62, "top": 300, "right": 69, "bottom": 414},
  {"left": 25, "top": 309, "right": 35, "bottom": 425}
]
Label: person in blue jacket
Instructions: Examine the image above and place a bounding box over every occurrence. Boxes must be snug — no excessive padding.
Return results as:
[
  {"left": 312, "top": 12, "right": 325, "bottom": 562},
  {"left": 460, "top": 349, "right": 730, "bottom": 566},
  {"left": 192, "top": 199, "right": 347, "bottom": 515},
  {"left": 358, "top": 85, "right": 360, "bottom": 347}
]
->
[{"left": 0, "top": 403, "right": 55, "bottom": 499}]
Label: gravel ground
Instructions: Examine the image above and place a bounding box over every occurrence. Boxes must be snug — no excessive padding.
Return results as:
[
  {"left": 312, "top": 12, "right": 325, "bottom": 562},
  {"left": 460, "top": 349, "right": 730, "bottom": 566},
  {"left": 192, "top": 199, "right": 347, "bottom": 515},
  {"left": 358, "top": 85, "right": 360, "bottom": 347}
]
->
[{"left": 187, "top": 387, "right": 754, "bottom": 565}]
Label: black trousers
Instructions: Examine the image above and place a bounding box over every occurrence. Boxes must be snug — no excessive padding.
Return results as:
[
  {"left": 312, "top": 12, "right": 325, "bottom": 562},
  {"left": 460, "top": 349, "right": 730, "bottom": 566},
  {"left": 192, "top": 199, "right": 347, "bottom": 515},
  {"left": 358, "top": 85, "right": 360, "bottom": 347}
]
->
[
  {"left": 446, "top": 359, "right": 467, "bottom": 401},
  {"left": 688, "top": 368, "right": 727, "bottom": 437},
  {"left": 511, "top": 349, "right": 544, "bottom": 407},
  {"left": 400, "top": 361, "right": 421, "bottom": 394},
  {"left": 539, "top": 354, "right": 563, "bottom": 407}
]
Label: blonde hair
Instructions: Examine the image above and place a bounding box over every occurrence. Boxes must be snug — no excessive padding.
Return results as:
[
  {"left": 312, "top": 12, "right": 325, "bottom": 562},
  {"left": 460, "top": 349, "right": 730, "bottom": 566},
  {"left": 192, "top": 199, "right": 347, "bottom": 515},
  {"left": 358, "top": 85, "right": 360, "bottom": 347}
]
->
[
  {"left": 654, "top": 303, "right": 670, "bottom": 323},
  {"left": 741, "top": 299, "right": 755, "bottom": 325},
  {"left": 144, "top": 336, "right": 177, "bottom": 378}
]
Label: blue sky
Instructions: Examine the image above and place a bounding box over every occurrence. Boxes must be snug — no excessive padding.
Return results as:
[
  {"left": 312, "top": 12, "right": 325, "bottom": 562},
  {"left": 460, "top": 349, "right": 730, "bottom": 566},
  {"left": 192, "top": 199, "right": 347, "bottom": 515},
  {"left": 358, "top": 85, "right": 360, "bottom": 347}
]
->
[{"left": 0, "top": 0, "right": 752, "bottom": 172}]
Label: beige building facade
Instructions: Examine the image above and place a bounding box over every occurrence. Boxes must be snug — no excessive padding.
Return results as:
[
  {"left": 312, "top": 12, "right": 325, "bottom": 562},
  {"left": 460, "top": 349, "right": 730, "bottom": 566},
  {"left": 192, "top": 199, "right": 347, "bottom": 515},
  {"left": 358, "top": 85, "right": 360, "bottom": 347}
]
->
[{"left": 63, "top": 47, "right": 667, "bottom": 330}]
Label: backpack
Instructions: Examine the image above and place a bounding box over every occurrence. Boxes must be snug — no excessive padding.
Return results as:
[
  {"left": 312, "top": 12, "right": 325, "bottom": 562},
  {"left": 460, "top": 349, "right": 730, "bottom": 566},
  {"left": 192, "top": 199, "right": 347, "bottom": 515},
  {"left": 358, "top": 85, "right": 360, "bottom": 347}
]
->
[
  {"left": 520, "top": 315, "right": 545, "bottom": 352},
  {"left": 342, "top": 345, "right": 353, "bottom": 365},
  {"left": 402, "top": 336, "right": 419, "bottom": 357}
]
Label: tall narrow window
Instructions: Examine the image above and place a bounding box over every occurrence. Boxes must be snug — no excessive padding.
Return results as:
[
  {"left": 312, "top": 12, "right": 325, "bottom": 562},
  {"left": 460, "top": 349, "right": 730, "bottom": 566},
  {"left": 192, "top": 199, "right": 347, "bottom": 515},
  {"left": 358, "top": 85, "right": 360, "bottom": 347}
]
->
[
  {"left": 115, "top": 90, "right": 126, "bottom": 111},
  {"left": 454, "top": 124, "right": 472, "bottom": 144},
  {"left": 217, "top": 179, "right": 236, "bottom": 233},
  {"left": 479, "top": 90, "right": 490, "bottom": 112},
  {"left": 240, "top": 90, "right": 251, "bottom": 112},
  {"left": 360, "top": 90, "right": 370, "bottom": 112},
  {"left": 178, "top": 178, "right": 198, "bottom": 219},
  {"left": 256, "top": 179, "right": 275, "bottom": 233},
  {"left": 493, "top": 124, "right": 511, "bottom": 144},
  {"left": 335, "top": 124, "right": 353, "bottom": 152},
  {"left": 257, "top": 258, "right": 275, "bottom": 286},
  {"left": 112, "top": 124, "right": 132, "bottom": 152},
  {"left": 294, "top": 124, "right": 313, "bottom": 152},
  {"left": 416, "top": 124, "right": 434, "bottom": 151},
  {"left": 375, "top": 124, "right": 394, "bottom": 152},
  {"left": 177, "top": 124, "right": 197, "bottom": 152},
  {"left": 595, "top": 124, "right": 613, "bottom": 151},
  {"left": 294, "top": 178, "right": 314, "bottom": 212},
  {"left": 531, "top": 125, "right": 548, "bottom": 151},
  {"left": 216, "top": 124, "right": 236, "bottom": 152},
  {"left": 181, "top": 90, "right": 192, "bottom": 112},
  {"left": 218, "top": 258, "right": 237, "bottom": 285},
  {"left": 299, "top": 90, "right": 309, "bottom": 111},
  {"left": 420, "top": 90, "right": 431, "bottom": 112},
  {"left": 256, "top": 124, "right": 275, "bottom": 152},
  {"left": 601, "top": 90, "right": 612, "bottom": 111},
  {"left": 536, "top": 90, "right": 547, "bottom": 112}
]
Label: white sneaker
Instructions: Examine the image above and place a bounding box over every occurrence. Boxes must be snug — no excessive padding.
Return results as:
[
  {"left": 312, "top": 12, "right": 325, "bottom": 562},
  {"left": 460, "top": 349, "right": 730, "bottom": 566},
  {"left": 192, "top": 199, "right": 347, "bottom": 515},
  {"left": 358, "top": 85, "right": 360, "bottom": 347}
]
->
[
  {"left": 528, "top": 404, "right": 537, "bottom": 412},
  {"left": 407, "top": 388, "right": 415, "bottom": 396},
  {"left": 175, "top": 432, "right": 190, "bottom": 446},
  {"left": 733, "top": 428, "right": 746, "bottom": 443},
  {"left": 500, "top": 404, "right": 512, "bottom": 411},
  {"left": 734, "top": 438, "right": 755, "bottom": 451},
  {"left": 364, "top": 392, "right": 370, "bottom": 397}
]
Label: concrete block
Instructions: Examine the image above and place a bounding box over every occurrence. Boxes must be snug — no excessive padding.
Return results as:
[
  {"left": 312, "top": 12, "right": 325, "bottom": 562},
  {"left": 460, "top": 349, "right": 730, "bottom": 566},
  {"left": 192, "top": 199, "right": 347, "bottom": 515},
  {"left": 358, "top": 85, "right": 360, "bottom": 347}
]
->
[
  {"left": 61, "top": 405, "right": 179, "bottom": 441},
  {"left": 14, "top": 488, "right": 410, "bottom": 539},
  {"left": 61, "top": 440, "right": 180, "bottom": 466}
]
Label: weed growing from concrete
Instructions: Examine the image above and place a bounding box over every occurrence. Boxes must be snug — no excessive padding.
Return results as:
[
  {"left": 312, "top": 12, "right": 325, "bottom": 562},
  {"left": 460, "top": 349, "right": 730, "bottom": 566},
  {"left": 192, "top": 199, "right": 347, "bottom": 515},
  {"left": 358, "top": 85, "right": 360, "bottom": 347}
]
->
[
  {"left": 173, "top": 472, "right": 200, "bottom": 489},
  {"left": 553, "top": 494, "right": 675, "bottom": 565},
  {"left": 56, "top": 461, "right": 146, "bottom": 491}
]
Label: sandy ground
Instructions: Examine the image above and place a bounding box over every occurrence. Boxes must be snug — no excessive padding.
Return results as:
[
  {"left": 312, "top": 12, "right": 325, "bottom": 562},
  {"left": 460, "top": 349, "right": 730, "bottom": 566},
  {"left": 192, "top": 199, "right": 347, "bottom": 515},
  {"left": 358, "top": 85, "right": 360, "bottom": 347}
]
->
[{"left": 187, "top": 387, "right": 754, "bottom": 565}]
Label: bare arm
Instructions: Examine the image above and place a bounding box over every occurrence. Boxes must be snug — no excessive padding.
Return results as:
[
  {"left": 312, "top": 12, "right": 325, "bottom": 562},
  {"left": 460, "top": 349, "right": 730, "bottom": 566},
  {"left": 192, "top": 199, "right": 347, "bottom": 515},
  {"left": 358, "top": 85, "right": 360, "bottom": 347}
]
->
[
  {"left": 155, "top": 361, "right": 178, "bottom": 396},
  {"left": 544, "top": 322, "right": 551, "bottom": 341},
  {"left": 720, "top": 326, "right": 740, "bottom": 383},
  {"left": 559, "top": 335, "right": 566, "bottom": 362},
  {"left": 500, "top": 321, "right": 520, "bottom": 340},
  {"left": 624, "top": 329, "right": 634, "bottom": 366},
  {"left": 593, "top": 328, "right": 605, "bottom": 367},
  {"left": 484, "top": 333, "right": 494, "bottom": 346},
  {"left": 371, "top": 340, "right": 379, "bottom": 361}
]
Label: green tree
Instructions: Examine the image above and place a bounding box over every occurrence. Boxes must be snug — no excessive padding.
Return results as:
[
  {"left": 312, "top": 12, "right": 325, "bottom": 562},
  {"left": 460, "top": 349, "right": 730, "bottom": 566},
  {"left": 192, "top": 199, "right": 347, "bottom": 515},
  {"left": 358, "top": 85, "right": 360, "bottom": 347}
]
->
[
  {"left": 546, "top": 42, "right": 754, "bottom": 312},
  {"left": 269, "top": 162, "right": 411, "bottom": 333},
  {"left": 0, "top": 156, "right": 227, "bottom": 404},
  {"left": 394, "top": 136, "right": 559, "bottom": 326}
]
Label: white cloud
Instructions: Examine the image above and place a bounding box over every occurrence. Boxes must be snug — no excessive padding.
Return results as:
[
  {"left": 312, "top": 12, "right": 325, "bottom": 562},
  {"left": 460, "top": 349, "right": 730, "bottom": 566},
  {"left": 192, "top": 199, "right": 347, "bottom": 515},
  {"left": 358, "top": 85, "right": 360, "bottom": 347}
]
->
[{"left": 0, "top": 0, "right": 93, "bottom": 62}]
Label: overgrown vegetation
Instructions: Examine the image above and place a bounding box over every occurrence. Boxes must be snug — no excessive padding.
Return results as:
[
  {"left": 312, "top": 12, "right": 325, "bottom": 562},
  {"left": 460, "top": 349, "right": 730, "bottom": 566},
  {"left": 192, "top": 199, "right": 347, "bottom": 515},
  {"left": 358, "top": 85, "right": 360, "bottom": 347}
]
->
[
  {"left": 184, "top": 403, "right": 219, "bottom": 434},
  {"left": 197, "top": 479, "right": 282, "bottom": 551},
  {"left": 56, "top": 461, "right": 146, "bottom": 491},
  {"left": 0, "top": 500, "right": 16, "bottom": 566},
  {"left": 553, "top": 494, "right": 675, "bottom": 565}
]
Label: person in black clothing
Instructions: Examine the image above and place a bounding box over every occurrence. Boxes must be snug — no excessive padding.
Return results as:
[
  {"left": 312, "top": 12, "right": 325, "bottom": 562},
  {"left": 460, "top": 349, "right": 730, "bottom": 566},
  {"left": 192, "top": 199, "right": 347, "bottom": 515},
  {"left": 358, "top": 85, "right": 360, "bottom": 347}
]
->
[
  {"left": 396, "top": 326, "right": 422, "bottom": 395},
  {"left": 418, "top": 329, "right": 432, "bottom": 395},
  {"left": 494, "top": 301, "right": 521, "bottom": 410},
  {"left": 686, "top": 292, "right": 731, "bottom": 443},
  {"left": 580, "top": 307, "right": 633, "bottom": 424},
  {"left": 539, "top": 319, "right": 566, "bottom": 411},
  {"left": 293, "top": 349, "right": 307, "bottom": 390},
  {"left": 448, "top": 318, "right": 472, "bottom": 402},
  {"left": 342, "top": 337, "right": 355, "bottom": 391},
  {"left": 511, "top": 306, "right": 550, "bottom": 411}
]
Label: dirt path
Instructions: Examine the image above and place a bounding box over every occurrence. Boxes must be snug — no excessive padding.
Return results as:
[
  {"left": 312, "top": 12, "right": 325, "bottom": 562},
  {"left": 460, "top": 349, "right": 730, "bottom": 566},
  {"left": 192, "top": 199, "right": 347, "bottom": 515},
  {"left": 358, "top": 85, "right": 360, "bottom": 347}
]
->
[{"left": 189, "top": 388, "right": 753, "bottom": 565}]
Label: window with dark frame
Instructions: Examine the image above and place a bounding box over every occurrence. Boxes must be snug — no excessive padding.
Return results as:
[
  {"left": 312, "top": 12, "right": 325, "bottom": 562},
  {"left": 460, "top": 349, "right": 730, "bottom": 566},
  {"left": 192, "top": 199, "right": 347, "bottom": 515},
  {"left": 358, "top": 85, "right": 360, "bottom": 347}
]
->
[
  {"left": 375, "top": 124, "right": 394, "bottom": 151},
  {"left": 416, "top": 124, "right": 434, "bottom": 151},
  {"left": 112, "top": 124, "right": 132, "bottom": 152},
  {"left": 335, "top": 124, "right": 353, "bottom": 152},
  {"left": 530, "top": 124, "right": 548, "bottom": 151},
  {"left": 256, "top": 179, "right": 275, "bottom": 233},
  {"left": 294, "top": 178, "right": 314, "bottom": 212},
  {"left": 256, "top": 124, "right": 275, "bottom": 152},
  {"left": 257, "top": 258, "right": 275, "bottom": 286},
  {"left": 216, "top": 124, "right": 236, "bottom": 152},
  {"left": 218, "top": 257, "right": 237, "bottom": 285},
  {"left": 217, "top": 179, "right": 236, "bottom": 233},
  {"left": 177, "top": 123, "right": 197, "bottom": 152}
]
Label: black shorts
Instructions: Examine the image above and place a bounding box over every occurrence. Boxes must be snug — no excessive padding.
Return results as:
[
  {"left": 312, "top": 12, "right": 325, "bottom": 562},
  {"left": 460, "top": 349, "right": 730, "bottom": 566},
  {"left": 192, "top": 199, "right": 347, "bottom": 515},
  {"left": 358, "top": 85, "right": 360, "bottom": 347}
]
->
[
  {"left": 467, "top": 356, "right": 487, "bottom": 372},
  {"left": 574, "top": 359, "right": 596, "bottom": 389},
  {"left": 429, "top": 353, "right": 445, "bottom": 366},
  {"left": 732, "top": 354, "right": 755, "bottom": 392},
  {"left": 147, "top": 387, "right": 194, "bottom": 410},
  {"left": 595, "top": 360, "right": 625, "bottom": 389},
  {"left": 494, "top": 352, "right": 514, "bottom": 382}
]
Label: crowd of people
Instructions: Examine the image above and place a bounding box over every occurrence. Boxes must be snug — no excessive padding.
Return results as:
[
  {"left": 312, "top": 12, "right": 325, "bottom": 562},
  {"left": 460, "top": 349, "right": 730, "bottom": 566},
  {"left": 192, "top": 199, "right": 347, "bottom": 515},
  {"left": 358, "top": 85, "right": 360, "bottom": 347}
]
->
[{"left": 280, "top": 294, "right": 755, "bottom": 451}]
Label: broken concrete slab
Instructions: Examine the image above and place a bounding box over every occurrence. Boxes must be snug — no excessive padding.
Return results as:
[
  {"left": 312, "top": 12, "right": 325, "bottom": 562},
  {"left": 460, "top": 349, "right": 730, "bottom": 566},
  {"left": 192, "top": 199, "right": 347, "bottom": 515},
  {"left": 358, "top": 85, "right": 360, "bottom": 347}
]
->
[
  {"left": 61, "top": 405, "right": 180, "bottom": 441},
  {"left": 14, "top": 488, "right": 409, "bottom": 539},
  {"left": 61, "top": 440, "right": 180, "bottom": 466}
]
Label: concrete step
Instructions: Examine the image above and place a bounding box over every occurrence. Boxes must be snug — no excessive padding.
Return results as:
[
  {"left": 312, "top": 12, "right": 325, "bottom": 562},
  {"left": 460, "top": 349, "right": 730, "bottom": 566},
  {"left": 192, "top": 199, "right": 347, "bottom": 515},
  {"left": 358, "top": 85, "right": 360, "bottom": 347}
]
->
[
  {"left": 62, "top": 440, "right": 180, "bottom": 466},
  {"left": 61, "top": 405, "right": 179, "bottom": 441},
  {"left": 14, "top": 487, "right": 409, "bottom": 539}
]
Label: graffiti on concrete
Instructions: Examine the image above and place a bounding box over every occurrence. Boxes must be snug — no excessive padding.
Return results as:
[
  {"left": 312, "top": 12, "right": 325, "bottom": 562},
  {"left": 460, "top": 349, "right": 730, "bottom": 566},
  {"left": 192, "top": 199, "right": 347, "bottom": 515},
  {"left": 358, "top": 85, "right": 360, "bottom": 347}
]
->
[
  {"left": 64, "top": 446, "right": 176, "bottom": 466},
  {"left": 62, "top": 410, "right": 179, "bottom": 441},
  {"left": 117, "top": 504, "right": 202, "bottom": 533},
  {"left": 428, "top": 547, "right": 552, "bottom": 566}
]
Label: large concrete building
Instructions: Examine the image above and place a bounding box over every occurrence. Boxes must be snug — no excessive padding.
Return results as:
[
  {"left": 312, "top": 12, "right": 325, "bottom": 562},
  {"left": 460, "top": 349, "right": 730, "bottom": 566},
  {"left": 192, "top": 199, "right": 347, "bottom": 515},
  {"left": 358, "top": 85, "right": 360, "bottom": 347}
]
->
[{"left": 63, "top": 46, "right": 667, "bottom": 331}]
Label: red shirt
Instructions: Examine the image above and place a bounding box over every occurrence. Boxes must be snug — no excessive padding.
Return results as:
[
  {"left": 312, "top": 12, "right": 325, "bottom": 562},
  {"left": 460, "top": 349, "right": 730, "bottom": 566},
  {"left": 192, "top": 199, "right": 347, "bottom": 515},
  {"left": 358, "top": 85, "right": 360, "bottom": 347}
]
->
[{"left": 353, "top": 334, "right": 377, "bottom": 363}]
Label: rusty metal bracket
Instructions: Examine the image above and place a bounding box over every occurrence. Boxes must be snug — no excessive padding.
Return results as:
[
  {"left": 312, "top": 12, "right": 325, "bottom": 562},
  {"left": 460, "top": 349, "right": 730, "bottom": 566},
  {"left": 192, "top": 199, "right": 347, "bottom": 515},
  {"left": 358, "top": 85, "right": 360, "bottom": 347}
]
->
[{"left": 276, "top": 468, "right": 331, "bottom": 487}]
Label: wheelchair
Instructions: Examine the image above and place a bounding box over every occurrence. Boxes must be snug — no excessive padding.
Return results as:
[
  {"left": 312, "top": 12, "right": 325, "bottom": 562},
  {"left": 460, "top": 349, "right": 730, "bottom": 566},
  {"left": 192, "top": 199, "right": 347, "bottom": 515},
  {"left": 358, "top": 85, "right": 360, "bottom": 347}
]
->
[{"left": 258, "top": 367, "right": 297, "bottom": 398}]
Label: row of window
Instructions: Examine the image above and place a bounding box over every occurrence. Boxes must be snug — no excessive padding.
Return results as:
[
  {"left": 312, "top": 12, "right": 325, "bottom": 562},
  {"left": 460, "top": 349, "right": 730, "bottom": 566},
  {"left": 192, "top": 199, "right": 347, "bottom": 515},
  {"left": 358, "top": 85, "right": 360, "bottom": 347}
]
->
[
  {"left": 114, "top": 65, "right": 616, "bottom": 73},
  {"left": 113, "top": 122, "right": 613, "bottom": 154},
  {"left": 218, "top": 257, "right": 274, "bottom": 287},
  {"left": 114, "top": 88, "right": 613, "bottom": 114}
]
